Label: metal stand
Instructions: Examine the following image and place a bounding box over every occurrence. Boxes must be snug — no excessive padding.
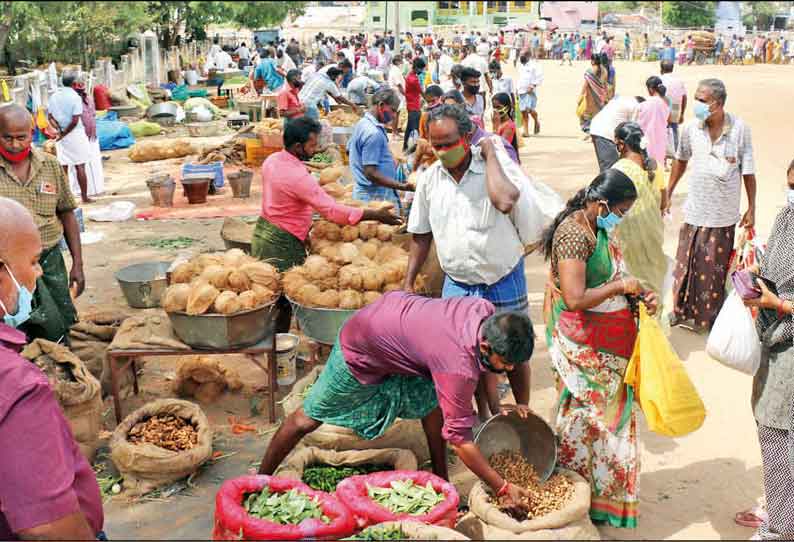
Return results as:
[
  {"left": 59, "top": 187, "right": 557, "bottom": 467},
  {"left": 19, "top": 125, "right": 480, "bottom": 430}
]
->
[{"left": 106, "top": 337, "right": 278, "bottom": 424}]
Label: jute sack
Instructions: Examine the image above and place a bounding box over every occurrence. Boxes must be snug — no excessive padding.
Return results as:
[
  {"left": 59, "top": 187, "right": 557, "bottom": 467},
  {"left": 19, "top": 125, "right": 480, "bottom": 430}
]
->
[
  {"left": 459, "top": 469, "right": 600, "bottom": 540},
  {"left": 455, "top": 513, "right": 600, "bottom": 540},
  {"left": 363, "top": 521, "right": 470, "bottom": 540},
  {"left": 70, "top": 310, "right": 127, "bottom": 398},
  {"left": 276, "top": 446, "right": 418, "bottom": 481},
  {"left": 128, "top": 139, "right": 196, "bottom": 162},
  {"left": 22, "top": 339, "right": 103, "bottom": 461},
  {"left": 110, "top": 399, "right": 213, "bottom": 495},
  {"left": 282, "top": 366, "right": 431, "bottom": 464}
]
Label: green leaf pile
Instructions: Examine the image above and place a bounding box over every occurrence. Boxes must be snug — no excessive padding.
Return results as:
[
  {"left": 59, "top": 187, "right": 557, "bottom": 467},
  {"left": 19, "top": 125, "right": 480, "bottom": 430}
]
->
[
  {"left": 302, "top": 463, "right": 392, "bottom": 493},
  {"left": 344, "top": 524, "right": 405, "bottom": 540},
  {"left": 367, "top": 480, "right": 445, "bottom": 516},
  {"left": 309, "top": 151, "right": 334, "bottom": 164},
  {"left": 243, "top": 487, "right": 330, "bottom": 525}
]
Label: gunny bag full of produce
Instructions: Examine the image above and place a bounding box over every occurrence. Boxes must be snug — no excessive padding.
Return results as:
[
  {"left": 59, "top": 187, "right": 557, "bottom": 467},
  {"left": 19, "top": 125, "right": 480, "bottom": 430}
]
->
[
  {"left": 335, "top": 470, "right": 460, "bottom": 529},
  {"left": 212, "top": 475, "right": 356, "bottom": 540},
  {"left": 281, "top": 366, "right": 432, "bottom": 464},
  {"left": 22, "top": 338, "right": 103, "bottom": 462},
  {"left": 276, "top": 446, "right": 418, "bottom": 491},
  {"left": 109, "top": 398, "right": 213, "bottom": 495}
]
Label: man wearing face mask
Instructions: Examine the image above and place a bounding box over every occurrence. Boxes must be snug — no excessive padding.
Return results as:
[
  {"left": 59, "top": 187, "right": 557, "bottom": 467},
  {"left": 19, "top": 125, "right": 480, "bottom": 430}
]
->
[
  {"left": 405, "top": 105, "right": 538, "bottom": 422},
  {"left": 0, "top": 105, "right": 83, "bottom": 345},
  {"left": 252, "top": 117, "right": 400, "bottom": 335},
  {"left": 0, "top": 197, "right": 105, "bottom": 541},
  {"left": 348, "top": 87, "right": 415, "bottom": 210},
  {"left": 276, "top": 69, "right": 305, "bottom": 120},
  {"left": 257, "top": 291, "right": 534, "bottom": 510},
  {"left": 664, "top": 78, "right": 757, "bottom": 333}
]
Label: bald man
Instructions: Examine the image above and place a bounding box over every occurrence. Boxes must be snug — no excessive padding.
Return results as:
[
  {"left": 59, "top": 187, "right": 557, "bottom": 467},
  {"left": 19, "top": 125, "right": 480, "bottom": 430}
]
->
[
  {"left": 0, "top": 197, "right": 104, "bottom": 541},
  {"left": 0, "top": 104, "right": 83, "bottom": 344}
]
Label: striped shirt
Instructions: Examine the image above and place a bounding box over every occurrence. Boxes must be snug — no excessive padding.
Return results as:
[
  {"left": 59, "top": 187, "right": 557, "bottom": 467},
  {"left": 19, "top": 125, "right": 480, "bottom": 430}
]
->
[
  {"left": 298, "top": 72, "right": 340, "bottom": 108},
  {"left": 676, "top": 114, "right": 755, "bottom": 228}
]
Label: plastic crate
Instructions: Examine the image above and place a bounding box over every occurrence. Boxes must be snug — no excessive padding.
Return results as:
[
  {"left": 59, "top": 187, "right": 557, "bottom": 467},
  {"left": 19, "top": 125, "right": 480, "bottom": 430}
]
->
[
  {"left": 245, "top": 139, "right": 280, "bottom": 167},
  {"left": 210, "top": 96, "right": 229, "bottom": 109}
]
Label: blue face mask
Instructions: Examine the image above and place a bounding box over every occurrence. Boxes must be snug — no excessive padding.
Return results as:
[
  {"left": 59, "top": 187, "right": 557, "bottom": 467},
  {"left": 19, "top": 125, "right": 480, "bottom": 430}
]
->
[
  {"left": 596, "top": 202, "right": 623, "bottom": 232},
  {"left": 0, "top": 265, "right": 34, "bottom": 328},
  {"left": 693, "top": 100, "right": 712, "bottom": 121}
]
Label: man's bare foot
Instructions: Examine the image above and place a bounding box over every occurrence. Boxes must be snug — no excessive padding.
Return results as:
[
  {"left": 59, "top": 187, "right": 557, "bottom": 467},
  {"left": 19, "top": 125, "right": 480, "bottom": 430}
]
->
[
  {"left": 81, "top": 197, "right": 95, "bottom": 204},
  {"left": 534, "top": 123, "right": 540, "bottom": 135},
  {"left": 522, "top": 131, "right": 530, "bottom": 138}
]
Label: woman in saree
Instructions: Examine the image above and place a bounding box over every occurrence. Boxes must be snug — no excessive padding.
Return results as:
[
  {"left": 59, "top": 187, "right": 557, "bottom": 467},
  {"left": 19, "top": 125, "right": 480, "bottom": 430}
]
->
[
  {"left": 740, "top": 159, "right": 794, "bottom": 540},
  {"left": 585, "top": 35, "right": 593, "bottom": 60},
  {"left": 578, "top": 53, "right": 609, "bottom": 133},
  {"left": 611, "top": 122, "right": 666, "bottom": 298},
  {"left": 542, "top": 169, "right": 659, "bottom": 528}
]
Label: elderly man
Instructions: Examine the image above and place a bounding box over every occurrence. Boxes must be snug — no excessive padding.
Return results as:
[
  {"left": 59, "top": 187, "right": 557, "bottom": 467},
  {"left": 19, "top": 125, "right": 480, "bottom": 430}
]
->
[
  {"left": 0, "top": 197, "right": 104, "bottom": 540},
  {"left": 258, "top": 291, "right": 534, "bottom": 508},
  {"left": 0, "top": 105, "right": 83, "bottom": 344},
  {"left": 404, "top": 104, "right": 536, "bottom": 422},
  {"left": 348, "top": 87, "right": 414, "bottom": 210},
  {"left": 664, "top": 79, "right": 757, "bottom": 333},
  {"left": 48, "top": 72, "right": 92, "bottom": 204}
]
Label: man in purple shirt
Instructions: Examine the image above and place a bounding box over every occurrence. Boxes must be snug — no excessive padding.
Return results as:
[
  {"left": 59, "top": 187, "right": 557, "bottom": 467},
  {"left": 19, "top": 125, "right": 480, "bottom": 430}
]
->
[
  {"left": 0, "top": 197, "right": 104, "bottom": 540},
  {"left": 258, "top": 291, "right": 535, "bottom": 507}
]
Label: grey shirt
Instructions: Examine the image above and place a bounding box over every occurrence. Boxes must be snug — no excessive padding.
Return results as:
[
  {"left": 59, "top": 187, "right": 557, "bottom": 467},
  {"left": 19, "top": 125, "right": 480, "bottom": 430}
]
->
[{"left": 752, "top": 342, "right": 794, "bottom": 429}]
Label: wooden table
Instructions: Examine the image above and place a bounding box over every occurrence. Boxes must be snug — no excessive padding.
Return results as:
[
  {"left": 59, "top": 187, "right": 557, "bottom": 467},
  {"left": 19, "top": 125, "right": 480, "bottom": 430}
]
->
[{"left": 106, "top": 337, "right": 278, "bottom": 424}]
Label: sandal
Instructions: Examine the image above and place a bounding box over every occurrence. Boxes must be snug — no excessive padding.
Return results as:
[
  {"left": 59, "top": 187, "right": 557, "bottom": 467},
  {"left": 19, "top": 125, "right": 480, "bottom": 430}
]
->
[{"left": 735, "top": 506, "right": 768, "bottom": 529}]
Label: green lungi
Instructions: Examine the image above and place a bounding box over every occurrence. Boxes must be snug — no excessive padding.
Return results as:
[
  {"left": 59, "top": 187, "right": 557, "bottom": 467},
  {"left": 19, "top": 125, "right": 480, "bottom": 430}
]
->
[
  {"left": 303, "top": 339, "right": 439, "bottom": 440},
  {"left": 20, "top": 244, "right": 77, "bottom": 343},
  {"left": 251, "top": 217, "right": 307, "bottom": 272}
]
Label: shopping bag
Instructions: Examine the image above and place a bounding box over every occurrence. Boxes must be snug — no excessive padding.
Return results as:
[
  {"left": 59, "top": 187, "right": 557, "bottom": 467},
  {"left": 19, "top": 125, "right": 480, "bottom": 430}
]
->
[
  {"left": 624, "top": 304, "right": 706, "bottom": 437},
  {"left": 575, "top": 95, "right": 586, "bottom": 119},
  {"left": 706, "top": 291, "right": 761, "bottom": 375}
]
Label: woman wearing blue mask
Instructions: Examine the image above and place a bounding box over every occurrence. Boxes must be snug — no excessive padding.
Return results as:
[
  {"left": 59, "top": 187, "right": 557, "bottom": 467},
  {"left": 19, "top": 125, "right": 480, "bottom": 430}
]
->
[{"left": 541, "top": 168, "right": 658, "bottom": 529}]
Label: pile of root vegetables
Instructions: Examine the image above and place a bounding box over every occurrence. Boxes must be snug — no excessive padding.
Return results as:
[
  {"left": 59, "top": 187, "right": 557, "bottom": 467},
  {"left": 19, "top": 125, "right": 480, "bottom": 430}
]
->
[
  {"left": 489, "top": 451, "right": 574, "bottom": 521},
  {"left": 162, "top": 248, "right": 280, "bottom": 316},
  {"left": 128, "top": 414, "right": 198, "bottom": 452}
]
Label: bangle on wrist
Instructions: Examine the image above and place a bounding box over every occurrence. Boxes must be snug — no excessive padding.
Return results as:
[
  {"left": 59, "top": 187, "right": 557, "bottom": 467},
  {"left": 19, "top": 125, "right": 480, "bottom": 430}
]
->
[{"left": 496, "top": 481, "right": 510, "bottom": 497}]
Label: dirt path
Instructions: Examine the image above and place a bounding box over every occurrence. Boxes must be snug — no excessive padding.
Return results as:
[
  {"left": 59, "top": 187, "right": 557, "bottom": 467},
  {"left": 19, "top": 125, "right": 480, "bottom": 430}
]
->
[{"left": 91, "top": 60, "right": 789, "bottom": 539}]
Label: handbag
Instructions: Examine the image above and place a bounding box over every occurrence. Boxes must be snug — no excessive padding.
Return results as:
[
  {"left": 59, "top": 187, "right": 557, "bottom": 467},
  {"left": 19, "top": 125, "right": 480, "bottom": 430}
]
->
[
  {"left": 624, "top": 304, "right": 706, "bottom": 437},
  {"left": 731, "top": 269, "right": 761, "bottom": 299}
]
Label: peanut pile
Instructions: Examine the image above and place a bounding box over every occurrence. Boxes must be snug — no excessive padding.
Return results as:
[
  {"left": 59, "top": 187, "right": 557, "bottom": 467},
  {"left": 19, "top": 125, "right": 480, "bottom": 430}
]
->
[
  {"left": 490, "top": 451, "right": 574, "bottom": 521},
  {"left": 128, "top": 414, "right": 198, "bottom": 452}
]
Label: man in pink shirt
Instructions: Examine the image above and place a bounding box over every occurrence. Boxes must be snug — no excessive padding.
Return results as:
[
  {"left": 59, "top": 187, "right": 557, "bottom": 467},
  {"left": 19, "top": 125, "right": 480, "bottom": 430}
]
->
[
  {"left": 251, "top": 117, "right": 400, "bottom": 333},
  {"left": 0, "top": 197, "right": 104, "bottom": 541},
  {"left": 276, "top": 69, "right": 305, "bottom": 120},
  {"left": 257, "top": 291, "right": 535, "bottom": 508},
  {"left": 660, "top": 60, "right": 687, "bottom": 156}
]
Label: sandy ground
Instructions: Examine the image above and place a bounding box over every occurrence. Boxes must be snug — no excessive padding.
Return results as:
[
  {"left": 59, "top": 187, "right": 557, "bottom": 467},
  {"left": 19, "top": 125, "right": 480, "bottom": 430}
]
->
[{"left": 78, "top": 59, "right": 794, "bottom": 540}]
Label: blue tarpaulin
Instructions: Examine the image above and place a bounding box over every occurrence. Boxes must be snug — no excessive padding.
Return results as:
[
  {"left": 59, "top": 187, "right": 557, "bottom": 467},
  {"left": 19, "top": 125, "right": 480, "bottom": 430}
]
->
[{"left": 96, "top": 111, "right": 136, "bottom": 150}]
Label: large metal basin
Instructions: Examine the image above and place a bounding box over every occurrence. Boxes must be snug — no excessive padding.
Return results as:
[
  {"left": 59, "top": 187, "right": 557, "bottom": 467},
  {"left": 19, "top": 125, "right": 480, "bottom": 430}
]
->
[
  {"left": 167, "top": 302, "right": 277, "bottom": 349},
  {"left": 115, "top": 262, "right": 171, "bottom": 308},
  {"left": 286, "top": 296, "right": 356, "bottom": 345},
  {"left": 474, "top": 410, "right": 558, "bottom": 482}
]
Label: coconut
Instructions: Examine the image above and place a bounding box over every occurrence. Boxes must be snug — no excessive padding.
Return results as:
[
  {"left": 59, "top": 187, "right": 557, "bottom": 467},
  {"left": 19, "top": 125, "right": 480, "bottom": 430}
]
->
[
  {"left": 358, "top": 220, "right": 379, "bottom": 240},
  {"left": 251, "top": 284, "right": 276, "bottom": 305},
  {"left": 361, "top": 268, "right": 385, "bottom": 291},
  {"left": 296, "top": 284, "right": 321, "bottom": 306},
  {"left": 359, "top": 240, "right": 379, "bottom": 260},
  {"left": 223, "top": 248, "right": 247, "bottom": 268},
  {"left": 363, "top": 291, "right": 383, "bottom": 305},
  {"left": 337, "top": 242, "right": 359, "bottom": 264},
  {"left": 200, "top": 264, "right": 230, "bottom": 290},
  {"left": 171, "top": 262, "right": 196, "bottom": 284},
  {"left": 375, "top": 245, "right": 409, "bottom": 264},
  {"left": 213, "top": 291, "right": 241, "bottom": 315},
  {"left": 186, "top": 282, "right": 220, "bottom": 315},
  {"left": 162, "top": 283, "right": 191, "bottom": 312},
  {"left": 314, "top": 220, "right": 342, "bottom": 241},
  {"left": 376, "top": 224, "right": 395, "bottom": 242},
  {"left": 341, "top": 224, "right": 359, "bottom": 242},
  {"left": 227, "top": 270, "right": 251, "bottom": 293},
  {"left": 339, "top": 290, "right": 364, "bottom": 310},
  {"left": 315, "top": 289, "right": 341, "bottom": 308},
  {"left": 238, "top": 290, "right": 258, "bottom": 310},
  {"left": 305, "top": 255, "right": 337, "bottom": 280},
  {"left": 241, "top": 262, "right": 280, "bottom": 292}
]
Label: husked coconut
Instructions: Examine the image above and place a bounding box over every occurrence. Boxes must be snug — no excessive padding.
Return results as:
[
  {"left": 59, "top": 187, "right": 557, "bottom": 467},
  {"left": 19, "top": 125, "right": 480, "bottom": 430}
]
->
[
  {"left": 339, "top": 290, "right": 364, "bottom": 309},
  {"left": 296, "top": 284, "right": 321, "bottom": 306},
  {"left": 315, "top": 289, "right": 341, "bottom": 308},
  {"left": 376, "top": 224, "right": 395, "bottom": 242},
  {"left": 361, "top": 268, "right": 385, "bottom": 291},
  {"left": 213, "top": 291, "right": 241, "bottom": 315},
  {"left": 200, "top": 264, "right": 230, "bottom": 290},
  {"left": 341, "top": 225, "right": 359, "bottom": 242},
  {"left": 251, "top": 284, "right": 276, "bottom": 305},
  {"left": 241, "top": 262, "right": 280, "bottom": 291},
  {"left": 338, "top": 265, "right": 363, "bottom": 290},
  {"left": 358, "top": 220, "right": 379, "bottom": 240},
  {"left": 171, "top": 262, "right": 196, "bottom": 284},
  {"left": 237, "top": 290, "right": 258, "bottom": 310},
  {"left": 162, "top": 283, "right": 191, "bottom": 312},
  {"left": 337, "top": 243, "right": 359, "bottom": 264},
  {"left": 363, "top": 291, "right": 382, "bottom": 305},
  {"left": 186, "top": 283, "right": 220, "bottom": 315},
  {"left": 227, "top": 270, "right": 251, "bottom": 293},
  {"left": 223, "top": 248, "right": 247, "bottom": 267}
]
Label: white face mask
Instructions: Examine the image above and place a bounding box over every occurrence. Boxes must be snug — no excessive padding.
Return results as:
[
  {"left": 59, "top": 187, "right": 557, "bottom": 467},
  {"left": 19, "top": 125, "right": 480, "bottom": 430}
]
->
[{"left": 787, "top": 188, "right": 794, "bottom": 207}]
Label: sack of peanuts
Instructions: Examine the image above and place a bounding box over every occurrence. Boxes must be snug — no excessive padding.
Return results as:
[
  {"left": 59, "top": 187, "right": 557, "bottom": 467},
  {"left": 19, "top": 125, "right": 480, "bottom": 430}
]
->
[
  {"left": 281, "top": 366, "right": 432, "bottom": 464},
  {"left": 456, "top": 469, "right": 600, "bottom": 540},
  {"left": 21, "top": 339, "right": 103, "bottom": 462},
  {"left": 110, "top": 399, "right": 213, "bottom": 495},
  {"left": 275, "top": 447, "right": 418, "bottom": 488},
  {"left": 356, "top": 521, "right": 470, "bottom": 540}
]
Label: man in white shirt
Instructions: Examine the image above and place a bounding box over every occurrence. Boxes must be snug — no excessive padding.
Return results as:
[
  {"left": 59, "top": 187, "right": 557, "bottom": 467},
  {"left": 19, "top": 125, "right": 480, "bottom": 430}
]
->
[
  {"left": 387, "top": 55, "right": 406, "bottom": 136},
  {"left": 476, "top": 37, "right": 490, "bottom": 58},
  {"left": 588, "top": 95, "right": 644, "bottom": 171},
  {"left": 430, "top": 49, "right": 453, "bottom": 87},
  {"left": 276, "top": 49, "right": 296, "bottom": 72},
  {"left": 346, "top": 75, "right": 379, "bottom": 105},
  {"left": 489, "top": 60, "right": 514, "bottom": 96},
  {"left": 404, "top": 104, "right": 534, "bottom": 422},
  {"left": 659, "top": 59, "right": 687, "bottom": 154},
  {"left": 461, "top": 45, "right": 492, "bottom": 98},
  {"left": 516, "top": 53, "right": 543, "bottom": 136}
]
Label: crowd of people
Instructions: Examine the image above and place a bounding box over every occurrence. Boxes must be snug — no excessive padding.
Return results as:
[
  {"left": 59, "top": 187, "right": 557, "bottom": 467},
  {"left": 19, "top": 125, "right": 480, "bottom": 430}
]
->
[{"left": 0, "top": 22, "right": 791, "bottom": 541}]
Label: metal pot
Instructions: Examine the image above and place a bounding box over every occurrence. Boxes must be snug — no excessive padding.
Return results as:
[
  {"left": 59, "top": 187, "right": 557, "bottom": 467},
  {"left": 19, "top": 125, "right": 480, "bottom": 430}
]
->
[
  {"left": 146, "top": 174, "right": 176, "bottom": 207},
  {"left": 287, "top": 296, "right": 356, "bottom": 345},
  {"left": 146, "top": 102, "right": 178, "bottom": 118},
  {"left": 109, "top": 104, "right": 141, "bottom": 117},
  {"left": 228, "top": 169, "right": 253, "bottom": 198},
  {"left": 167, "top": 302, "right": 277, "bottom": 349},
  {"left": 115, "top": 262, "right": 171, "bottom": 308}
]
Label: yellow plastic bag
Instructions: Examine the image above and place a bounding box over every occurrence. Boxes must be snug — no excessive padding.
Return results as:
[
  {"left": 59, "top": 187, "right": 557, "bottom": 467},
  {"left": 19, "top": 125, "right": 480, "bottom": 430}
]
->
[
  {"left": 624, "top": 304, "right": 706, "bottom": 437},
  {"left": 575, "top": 95, "right": 586, "bottom": 119}
]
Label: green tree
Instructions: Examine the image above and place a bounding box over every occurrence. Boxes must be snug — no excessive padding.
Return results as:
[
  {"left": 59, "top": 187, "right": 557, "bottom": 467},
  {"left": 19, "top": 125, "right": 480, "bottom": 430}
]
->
[
  {"left": 227, "top": 1, "right": 305, "bottom": 30},
  {"left": 662, "top": 1, "right": 716, "bottom": 28},
  {"left": 742, "top": 2, "right": 777, "bottom": 30}
]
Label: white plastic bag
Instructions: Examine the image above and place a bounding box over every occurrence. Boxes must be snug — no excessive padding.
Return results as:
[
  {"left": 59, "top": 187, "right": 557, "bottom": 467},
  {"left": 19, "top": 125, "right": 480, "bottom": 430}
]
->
[
  {"left": 487, "top": 135, "right": 564, "bottom": 247},
  {"left": 85, "top": 201, "right": 136, "bottom": 222},
  {"left": 706, "top": 291, "right": 761, "bottom": 375}
]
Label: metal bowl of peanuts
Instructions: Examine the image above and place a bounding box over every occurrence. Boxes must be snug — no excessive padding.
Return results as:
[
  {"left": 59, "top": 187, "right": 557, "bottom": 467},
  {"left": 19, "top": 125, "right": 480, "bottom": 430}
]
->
[{"left": 474, "top": 410, "right": 557, "bottom": 482}]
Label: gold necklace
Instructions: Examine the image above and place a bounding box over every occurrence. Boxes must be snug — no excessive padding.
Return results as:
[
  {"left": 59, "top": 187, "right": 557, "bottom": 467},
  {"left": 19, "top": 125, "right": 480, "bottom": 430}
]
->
[{"left": 579, "top": 210, "right": 597, "bottom": 242}]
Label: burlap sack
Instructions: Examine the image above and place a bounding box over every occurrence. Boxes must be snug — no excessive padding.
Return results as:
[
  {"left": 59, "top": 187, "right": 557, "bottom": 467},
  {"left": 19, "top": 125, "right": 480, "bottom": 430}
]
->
[
  {"left": 365, "top": 521, "right": 470, "bottom": 540},
  {"left": 275, "top": 446, "right": 418, "bottom": 481},
  {"left": 390, "top": 233, "right": 444, "bottom": 298},
  {"left": 460, "top": 469, "right": 599, "bottom": 540},
  {"left": 455, "top": 513, "right": 600, "bottom": 540},
  {"left": 110, "top": 399, "right": 213, "bottom": 495},
  {"left": 21, "top": 339, "right": 103, "bottom": 461},
  {"left": 128, "top": 139, "right": 196, "bottom": 162},
  {"left": 282, "top": 366, "right": 431, "bottom": 464},
  {"left": 173, "top": 356, "right": 242, "bottom": 403},
  {"left": 70, "top": 311, "right": 127, "bottom": 398}
]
